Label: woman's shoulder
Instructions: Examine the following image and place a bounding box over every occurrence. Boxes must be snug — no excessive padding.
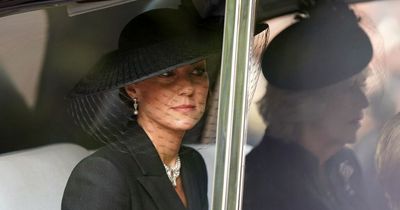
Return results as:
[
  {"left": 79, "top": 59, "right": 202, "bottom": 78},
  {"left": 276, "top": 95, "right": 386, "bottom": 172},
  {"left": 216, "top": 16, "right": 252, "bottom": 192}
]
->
[
  {"left": 180, "top": 145, "right": 204, "bottom": 160},
  {"left": 88, "top": 144, "right": 129, "bottom": 159},
  {"left": 180, "top": 145, "right": 207, "bottom": 168},
  {"left": 62, "top": 146, "right": 133, "bottom": 209},
  {"left": 180, "top": 144, "right": 197, "bottom": 153},
  {"left": 69, "top": 148, "right": 124, "bottom": 176},
  {"left": 180, "top": 145, "right": 209, "bottom": 180},
  {"left": 72, "top": 145, "right": 135, "bottom": 173}
]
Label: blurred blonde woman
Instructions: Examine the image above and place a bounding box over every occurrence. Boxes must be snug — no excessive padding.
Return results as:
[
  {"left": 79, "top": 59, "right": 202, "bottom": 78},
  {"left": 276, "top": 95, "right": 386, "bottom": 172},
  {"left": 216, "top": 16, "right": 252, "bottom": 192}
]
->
[{"left": 243, "top": 1, "right": 374, "bottom": 210}]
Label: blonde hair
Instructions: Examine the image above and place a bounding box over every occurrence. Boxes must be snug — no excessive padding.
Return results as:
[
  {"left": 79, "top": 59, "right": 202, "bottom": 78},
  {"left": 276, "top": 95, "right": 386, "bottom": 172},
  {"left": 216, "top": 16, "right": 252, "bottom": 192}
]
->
[
  {"left": 376, "top": 113, "right": 400, "bottom": 210},
  {"left": 258, "top": 73, "right": 367, "bottom": 142},
  {"left": 258, "top": 84, "right": 328, "bottom": 142}
]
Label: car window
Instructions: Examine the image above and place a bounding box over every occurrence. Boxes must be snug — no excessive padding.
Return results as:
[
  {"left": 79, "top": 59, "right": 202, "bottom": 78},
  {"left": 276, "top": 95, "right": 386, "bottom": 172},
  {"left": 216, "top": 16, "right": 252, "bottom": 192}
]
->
[
  {"left": 1, "top": 1, "right": 400, "bottom": 210},
  {"left": 245, "top": 1, "right": 400, "bottom": 210}
]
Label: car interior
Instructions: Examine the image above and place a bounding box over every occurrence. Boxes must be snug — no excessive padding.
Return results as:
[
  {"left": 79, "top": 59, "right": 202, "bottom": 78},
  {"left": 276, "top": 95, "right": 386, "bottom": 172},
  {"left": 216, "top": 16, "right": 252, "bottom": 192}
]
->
[{"left": 1, "top": 0, "right": 400, "bottom": 209}]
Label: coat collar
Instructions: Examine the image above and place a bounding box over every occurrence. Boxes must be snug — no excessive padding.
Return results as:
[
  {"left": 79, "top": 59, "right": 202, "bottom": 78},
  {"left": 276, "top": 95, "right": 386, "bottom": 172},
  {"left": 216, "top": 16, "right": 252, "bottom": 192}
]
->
[
  {"left": 117, "top": 121, "right": 203, "bottom": 210},
  {"left": 119, "top": 121, "right": 165, "bottom": 176},
  {"left": 180, "top": 151, "right": 204, "bottom": 210}
]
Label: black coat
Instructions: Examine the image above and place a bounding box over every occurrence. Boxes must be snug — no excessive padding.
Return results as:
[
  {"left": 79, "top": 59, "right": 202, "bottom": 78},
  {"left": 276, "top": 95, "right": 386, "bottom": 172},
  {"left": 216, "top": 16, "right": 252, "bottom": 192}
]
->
[
  {"left": 243, "top": 134, "right": 371, "bottom": 210},
  {"left": 62, "top": 123, "right": 208, "bottom": 210}
]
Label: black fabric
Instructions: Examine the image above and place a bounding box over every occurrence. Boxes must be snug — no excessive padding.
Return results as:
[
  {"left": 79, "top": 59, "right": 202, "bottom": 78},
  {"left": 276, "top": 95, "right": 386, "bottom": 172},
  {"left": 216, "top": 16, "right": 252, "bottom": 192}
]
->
[
  {"left": 69, "top": 8, "right": 223, "bottom": 96},
  {"left": 243, "top": 133, "right": 371, "bottom": 210},
  {"left": 261, "top": 0, "right": 372, "bottom": 90},
  {"left": 62, "top": 122, "right": 208, "bottom": 210},
  {"left": 65, "top": 8, "right": 224, "bottom": 146}
]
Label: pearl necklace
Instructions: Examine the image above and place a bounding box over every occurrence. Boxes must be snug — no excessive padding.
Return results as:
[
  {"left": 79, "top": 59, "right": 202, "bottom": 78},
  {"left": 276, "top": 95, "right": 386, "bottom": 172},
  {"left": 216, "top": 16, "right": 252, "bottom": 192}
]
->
[{"left": 163, "top": 156, "right": 181, "bottom": 187}]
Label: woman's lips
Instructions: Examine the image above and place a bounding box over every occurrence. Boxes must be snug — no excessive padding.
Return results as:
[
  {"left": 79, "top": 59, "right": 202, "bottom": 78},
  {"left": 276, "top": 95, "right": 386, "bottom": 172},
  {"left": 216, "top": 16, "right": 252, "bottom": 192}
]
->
[
  {"left": 351, "top": 112, "right": 364, "bottom": 122},
  {"left": 349, "top": 116, "right": 363, "bottom": 126},
  {"left": 171, "top": 104, "right": 196, "bottom": 112}
]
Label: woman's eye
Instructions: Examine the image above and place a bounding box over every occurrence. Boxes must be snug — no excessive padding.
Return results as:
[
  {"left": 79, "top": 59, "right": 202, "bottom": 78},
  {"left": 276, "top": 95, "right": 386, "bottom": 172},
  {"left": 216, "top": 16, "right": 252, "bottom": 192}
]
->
[
  {"left": 192, "top": 68, "right": 206, "bottom": 76},
  {"left": 159, "top": 71, "right": 175, "bottom": 77}
]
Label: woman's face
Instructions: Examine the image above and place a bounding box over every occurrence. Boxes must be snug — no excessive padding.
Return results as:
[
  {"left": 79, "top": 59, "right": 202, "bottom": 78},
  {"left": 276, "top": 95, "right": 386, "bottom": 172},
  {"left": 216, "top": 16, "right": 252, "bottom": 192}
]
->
[
  {"left": 313, "top": 74, "right": 369, "bottom": 145},
  {"left": 125, "top": 60, "right": 209, "bottom": 132}
]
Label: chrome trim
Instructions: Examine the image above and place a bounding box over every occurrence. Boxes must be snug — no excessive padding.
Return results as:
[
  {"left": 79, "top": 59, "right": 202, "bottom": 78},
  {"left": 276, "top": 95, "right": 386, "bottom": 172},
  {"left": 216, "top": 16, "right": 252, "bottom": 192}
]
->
[
  {"left": 211, "top": 0, "right": 256, "bottom": 209},
  {"left": 0, "top": 0, "right": 73, "bottom": 18}
]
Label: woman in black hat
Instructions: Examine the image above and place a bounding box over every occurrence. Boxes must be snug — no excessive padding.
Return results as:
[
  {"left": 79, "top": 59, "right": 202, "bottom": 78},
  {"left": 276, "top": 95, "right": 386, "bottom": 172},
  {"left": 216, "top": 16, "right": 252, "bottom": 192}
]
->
[
  {"left": 61, "top": 8, "right": 221, "bottom": 210},
  {"left": 243, "top": 1, "right": 375, "bottom": 210}
]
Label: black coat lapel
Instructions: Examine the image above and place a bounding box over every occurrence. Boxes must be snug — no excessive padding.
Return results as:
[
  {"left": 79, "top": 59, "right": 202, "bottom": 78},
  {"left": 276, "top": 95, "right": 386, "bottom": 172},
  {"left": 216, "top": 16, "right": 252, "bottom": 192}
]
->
[
  {"left": 181, "top": 149, "right": 202, "bottom": 210},
  {"left": 137, "top": 176, "right": 186, "bottom": 210},
  {"left": 119, "top": 122, "right": 187, "bottom": 210}
]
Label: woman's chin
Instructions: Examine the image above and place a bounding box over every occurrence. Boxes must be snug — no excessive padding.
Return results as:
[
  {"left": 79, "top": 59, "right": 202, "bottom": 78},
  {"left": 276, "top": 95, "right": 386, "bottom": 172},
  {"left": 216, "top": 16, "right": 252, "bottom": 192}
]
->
[{"left": 169, "top": 119, "right": 198, "bottom": 131}]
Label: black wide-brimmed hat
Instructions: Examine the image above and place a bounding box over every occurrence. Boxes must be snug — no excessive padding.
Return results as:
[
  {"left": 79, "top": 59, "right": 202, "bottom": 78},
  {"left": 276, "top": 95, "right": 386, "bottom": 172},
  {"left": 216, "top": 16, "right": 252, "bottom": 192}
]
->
[
  {"left": 67, "top": 7, "right": 270, "bottom": 146},
  {"left": 261, "top": 0, "right": 373, "bottom": 90},
  {"left": 70, "top": 8, "right": 223, "bottom": 96},
  {"left": 67, "top": 8, "right": 224, "bottom": 146}
]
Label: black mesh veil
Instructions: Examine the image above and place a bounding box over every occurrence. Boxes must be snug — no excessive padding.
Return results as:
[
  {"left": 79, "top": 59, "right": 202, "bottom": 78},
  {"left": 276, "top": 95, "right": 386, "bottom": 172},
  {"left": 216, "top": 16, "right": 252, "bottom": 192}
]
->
[
  {"left": 67, "top": 56, "right": 215, "bottom": 149},
  {"left": 67, "top": 30, "right": 269, "bottom": 147},
  {"left": 66, "top": 8, "right": 224, "bottom": 149},
  {"left": 67, "top": 7, "right": 269, "bottom": 148},
  {"left": 68, "top": 89, "right": 132, "bottom": 146},
  {"left": 200, "top": 26, "right": 270, "bottom": 143}
]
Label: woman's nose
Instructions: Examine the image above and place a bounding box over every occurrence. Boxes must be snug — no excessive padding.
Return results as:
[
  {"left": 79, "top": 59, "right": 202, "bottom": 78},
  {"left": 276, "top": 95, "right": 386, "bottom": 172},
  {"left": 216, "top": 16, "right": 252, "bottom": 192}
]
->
[
  {"left": 177, "top": 76, "right": 194, "bottom": 96},
  {"left": 356, "top": 88, "right": 369, "bottom": 109}
]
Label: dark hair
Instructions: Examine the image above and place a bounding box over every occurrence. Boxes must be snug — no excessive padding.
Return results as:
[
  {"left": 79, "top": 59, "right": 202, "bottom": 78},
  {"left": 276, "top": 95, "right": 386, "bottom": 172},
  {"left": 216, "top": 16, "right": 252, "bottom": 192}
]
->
[{"left": 119, "top": 87, "right": 133, "bottom": 111}]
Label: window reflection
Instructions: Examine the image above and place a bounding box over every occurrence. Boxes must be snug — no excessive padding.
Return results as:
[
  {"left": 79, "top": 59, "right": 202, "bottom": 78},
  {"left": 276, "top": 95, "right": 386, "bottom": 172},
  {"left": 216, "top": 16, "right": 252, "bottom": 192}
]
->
[{"left": 245, "top": 1, "right": 400, "bottom": 210}]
